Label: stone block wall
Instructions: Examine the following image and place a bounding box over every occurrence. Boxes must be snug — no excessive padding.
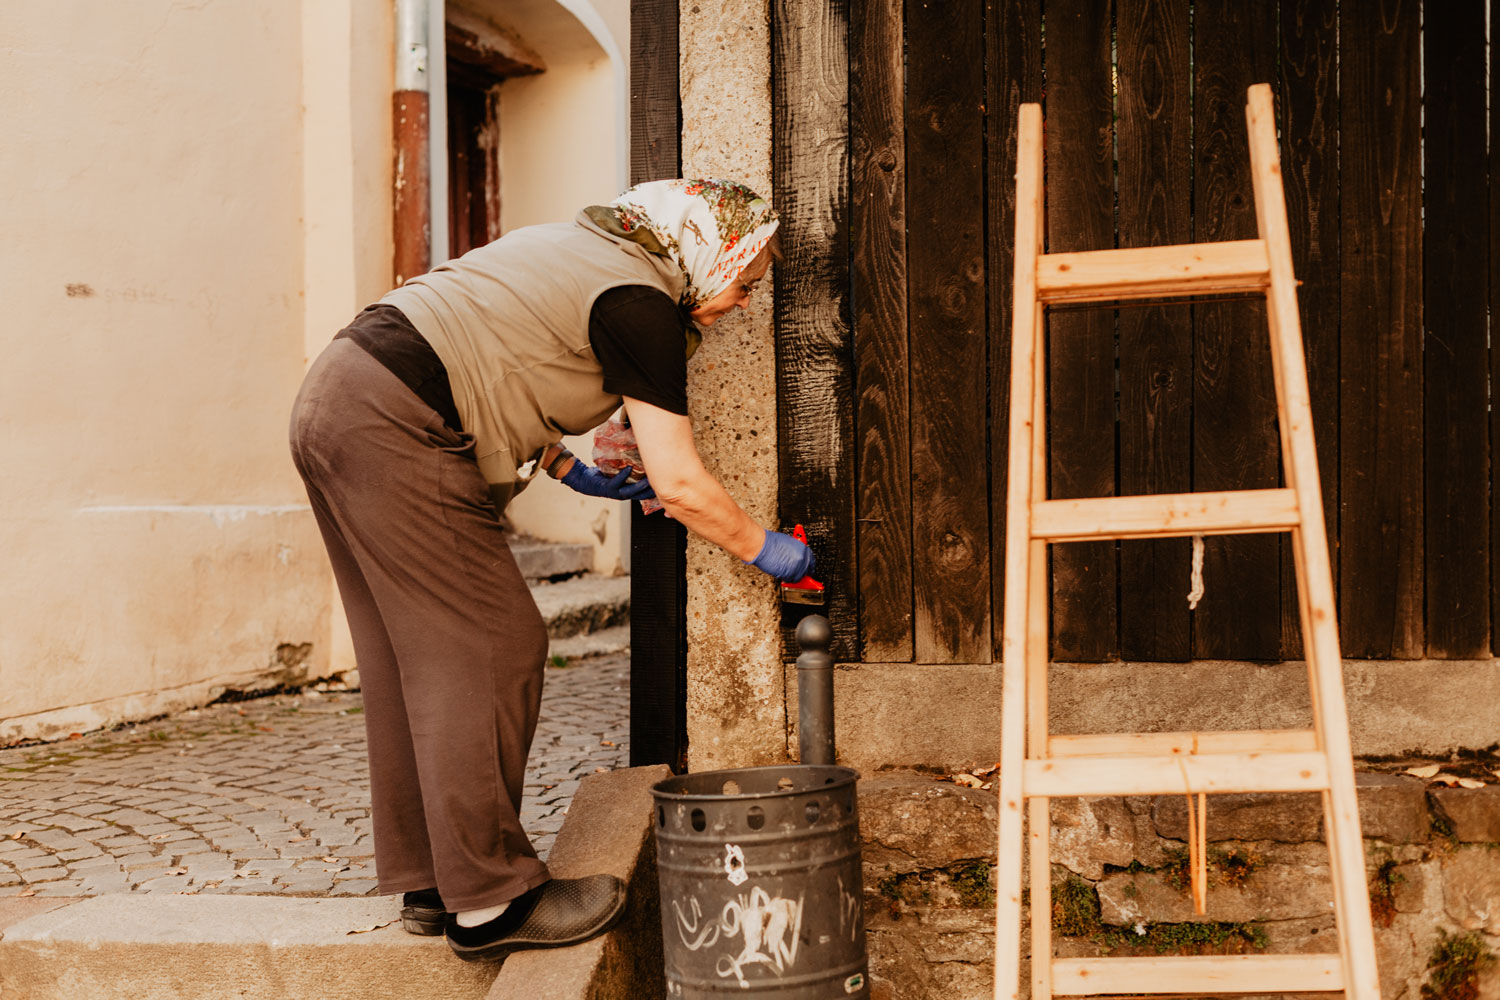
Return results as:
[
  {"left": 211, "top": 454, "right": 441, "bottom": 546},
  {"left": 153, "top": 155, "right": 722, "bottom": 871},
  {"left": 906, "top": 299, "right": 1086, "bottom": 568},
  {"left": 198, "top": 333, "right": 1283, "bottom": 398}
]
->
[{"left": 857, "top": 771, "right": 1500, "bottom": 1000}]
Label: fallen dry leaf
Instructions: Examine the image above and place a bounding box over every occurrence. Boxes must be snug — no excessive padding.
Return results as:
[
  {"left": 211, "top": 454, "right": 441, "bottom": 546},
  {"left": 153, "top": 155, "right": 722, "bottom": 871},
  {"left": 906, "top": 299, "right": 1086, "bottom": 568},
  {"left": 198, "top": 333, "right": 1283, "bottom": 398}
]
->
[
  {"left": 18, "top": 887, "right": 37, "bottom": 897},
  {"left": 163, "top": 868, "right": 187, "bottom": 876},
  {"left": 9, "top": 830, "right": 23, "bottom": 840},
  {"left": 67, "top": 733, "right": 83, "bottom": 741},
  {"left": 322, "top": 856, "right": 342, "bottom": 864},
  {"left": 233, "top": 870, "right": 260, "bottom": 879},
  {"left": 1457, "top": 778, "right": 1487, "bottom": 789},
  {"left": 289, "top": 836, "right": 308, "bottom": 843},
  {"left": 1405, "top": 764, "right": 1441, "bottom": 779},
  {"left": 971, "top": 763, "right": 999, "bottom": 778},
  {"left": 600, "top": 740, "right": 616, "bottom": 747},
  {"left": 952, "top": 773, "right": 984, "bottom": 788}
]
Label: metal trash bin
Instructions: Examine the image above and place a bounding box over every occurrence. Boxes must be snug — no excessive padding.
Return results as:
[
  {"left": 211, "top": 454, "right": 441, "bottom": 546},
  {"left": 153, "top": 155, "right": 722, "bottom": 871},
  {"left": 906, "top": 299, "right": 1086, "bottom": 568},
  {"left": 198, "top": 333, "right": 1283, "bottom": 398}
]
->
[{"left": 652, "top": 764, "right": 869, "bottom": 998}]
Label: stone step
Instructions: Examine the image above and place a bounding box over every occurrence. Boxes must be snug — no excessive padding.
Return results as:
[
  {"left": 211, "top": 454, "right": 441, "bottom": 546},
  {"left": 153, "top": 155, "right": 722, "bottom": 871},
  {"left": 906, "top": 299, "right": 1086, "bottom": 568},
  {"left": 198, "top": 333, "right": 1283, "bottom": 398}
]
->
[
  {"left": 548, "top": 624, "right": 630, "bottom": 663},
  {"left": 510, "top": 536, "right": 595, "bottom": 582},
  {"left": 0, "top": 895, "right": 496, "bottom": 999},
  {"left": 0, "top": 767, "right": 671, "bottom": 1000},
  {"left": 531, "top": 573, "right": 630, "bottom": 641}
]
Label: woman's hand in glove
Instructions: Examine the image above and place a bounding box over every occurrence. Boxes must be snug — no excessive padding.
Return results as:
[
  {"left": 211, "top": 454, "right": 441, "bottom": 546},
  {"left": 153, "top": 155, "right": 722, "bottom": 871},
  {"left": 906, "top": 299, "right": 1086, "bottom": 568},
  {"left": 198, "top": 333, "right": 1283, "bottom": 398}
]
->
[
  {"left": 561, "top": 462, "right": 657, "bottom": 501},
  {"left": 747, "top": 528, "right": 816, "bottom": 582}
]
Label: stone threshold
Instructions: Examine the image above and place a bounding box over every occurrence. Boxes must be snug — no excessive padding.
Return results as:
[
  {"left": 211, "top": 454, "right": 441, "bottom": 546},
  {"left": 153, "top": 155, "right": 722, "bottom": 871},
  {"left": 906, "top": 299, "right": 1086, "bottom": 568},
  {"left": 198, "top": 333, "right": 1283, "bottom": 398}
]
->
[{"left": 0, "top": 766, "right": 670, "bottom": 1000}]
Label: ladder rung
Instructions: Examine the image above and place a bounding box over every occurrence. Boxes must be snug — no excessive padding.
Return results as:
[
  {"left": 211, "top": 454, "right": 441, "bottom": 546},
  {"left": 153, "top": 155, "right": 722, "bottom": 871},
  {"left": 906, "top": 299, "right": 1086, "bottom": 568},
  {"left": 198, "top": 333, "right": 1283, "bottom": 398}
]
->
[
  {"left": 1031, "top": 488, "right": 1299, "bottom": 542},
  {"left": 1024, "top": 751, "right": 1330, "bottom": 797},
  {"left": 1052, "top": 954, "right": 1345, "bottom": 995},
  {"left": 1048, "top": 729, "right": 1319, "bottom": 758},
  {"left": 1037, "top": 239, "right": 1271, "bottom": 303}
]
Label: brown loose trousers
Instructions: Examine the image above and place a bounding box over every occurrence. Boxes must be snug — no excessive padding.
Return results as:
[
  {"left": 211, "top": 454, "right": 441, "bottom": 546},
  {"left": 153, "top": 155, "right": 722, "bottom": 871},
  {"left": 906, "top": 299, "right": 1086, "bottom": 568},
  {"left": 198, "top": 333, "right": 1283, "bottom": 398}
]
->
[{"left": 289, "top": 338, "right": 550, "bottom": 911}]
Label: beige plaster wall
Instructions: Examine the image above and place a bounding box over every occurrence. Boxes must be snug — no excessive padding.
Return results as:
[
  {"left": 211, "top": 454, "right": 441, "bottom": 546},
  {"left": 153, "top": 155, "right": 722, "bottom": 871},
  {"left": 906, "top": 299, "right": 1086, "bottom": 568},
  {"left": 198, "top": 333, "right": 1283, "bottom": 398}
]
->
[
  {"left": 490, "top": 0, "right": 633, "bottom": 573},
  {"left": 678, "top": 0, "right": 786, "bottom": 770},
  {"left": 0, "top": 1, "right": 392, "bottom": 741}
]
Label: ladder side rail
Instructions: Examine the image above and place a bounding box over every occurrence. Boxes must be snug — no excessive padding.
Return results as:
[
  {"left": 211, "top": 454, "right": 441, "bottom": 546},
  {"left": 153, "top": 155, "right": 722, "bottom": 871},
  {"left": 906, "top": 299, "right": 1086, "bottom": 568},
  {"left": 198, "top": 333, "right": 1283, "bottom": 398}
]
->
[
  {"left": 1245, "top": 84, "right": 1381, "bottom": 1000},
  {"left": 1027, "top": 294, "right": 1052, "bottom": 1000},
  {"left": 994, "top": 100, "right": 1046, "bottom": 1000}
]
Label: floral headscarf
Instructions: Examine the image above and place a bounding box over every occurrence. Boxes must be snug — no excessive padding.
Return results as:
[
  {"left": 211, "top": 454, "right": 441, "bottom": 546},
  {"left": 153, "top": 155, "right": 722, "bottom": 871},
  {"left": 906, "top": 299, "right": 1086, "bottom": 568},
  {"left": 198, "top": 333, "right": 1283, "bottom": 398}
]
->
[{"left": 588, "top": 179, "right": 779, "bottom": 308}]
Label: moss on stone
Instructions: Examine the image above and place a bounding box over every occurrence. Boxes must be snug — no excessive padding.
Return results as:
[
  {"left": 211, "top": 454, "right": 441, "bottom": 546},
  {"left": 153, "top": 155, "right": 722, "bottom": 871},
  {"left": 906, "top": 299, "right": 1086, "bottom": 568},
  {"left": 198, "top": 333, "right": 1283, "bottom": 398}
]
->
[
  {"left": 1369, "top": 858, "right": 1405, "bottom": 929},
  {"left": 952, "top": 861, "right": 994, "bottom": 908},
  {"left": 1052, "top": 876, "right": 1102, "bottom": 937},
  {"left": 1420, "top": 931, "right": 1495, "bottom": 1000},
  {"left": 1097, "top": 920, "right": 1269, "bottom": 956},
  {"left": 1159, "top": 844, "right": 1262, "bottom": 892}
]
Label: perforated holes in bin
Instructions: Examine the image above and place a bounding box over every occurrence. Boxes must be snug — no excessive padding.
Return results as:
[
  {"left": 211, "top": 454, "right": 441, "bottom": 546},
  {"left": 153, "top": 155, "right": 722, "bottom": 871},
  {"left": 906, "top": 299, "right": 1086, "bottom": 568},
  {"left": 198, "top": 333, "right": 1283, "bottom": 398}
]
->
[
  {"left": 657, "top": 806, "right": 666, "bottom": 827},
  {"left": 777, "top": 776, "right": 795, "bottom": 791},
  {"left": 691, "top": 808, "right": 706, "bottom": 832},
  {"left": 747, "top": 806, "right": 765, "bottom": 830},
  {"left": 805, "top": 800, "right": 821, "bottom": 825},
  {"left": 722, "top": 779, "right": 741, "bottom": 796}
]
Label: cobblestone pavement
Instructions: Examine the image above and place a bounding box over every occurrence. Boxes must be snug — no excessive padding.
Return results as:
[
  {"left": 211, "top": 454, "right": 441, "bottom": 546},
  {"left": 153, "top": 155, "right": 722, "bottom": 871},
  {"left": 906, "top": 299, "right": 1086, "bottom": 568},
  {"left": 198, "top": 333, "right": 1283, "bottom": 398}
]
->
[{"left": 0, "top": 655, "right": 628, "bottom": 899}]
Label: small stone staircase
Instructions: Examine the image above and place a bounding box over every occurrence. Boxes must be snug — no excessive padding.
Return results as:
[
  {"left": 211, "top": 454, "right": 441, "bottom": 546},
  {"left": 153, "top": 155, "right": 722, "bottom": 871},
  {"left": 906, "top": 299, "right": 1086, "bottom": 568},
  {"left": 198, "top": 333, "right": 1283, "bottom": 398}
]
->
[{"left": 511, "top": 536, "right": 630, "bottom": 662}]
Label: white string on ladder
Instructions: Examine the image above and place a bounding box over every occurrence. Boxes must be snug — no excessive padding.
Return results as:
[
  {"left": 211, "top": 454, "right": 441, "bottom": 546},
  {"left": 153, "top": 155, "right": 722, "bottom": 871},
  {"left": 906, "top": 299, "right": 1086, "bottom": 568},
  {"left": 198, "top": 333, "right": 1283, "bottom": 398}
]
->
[{"left": 1187, "top": 534, "right": 1205, "bottom": 610}]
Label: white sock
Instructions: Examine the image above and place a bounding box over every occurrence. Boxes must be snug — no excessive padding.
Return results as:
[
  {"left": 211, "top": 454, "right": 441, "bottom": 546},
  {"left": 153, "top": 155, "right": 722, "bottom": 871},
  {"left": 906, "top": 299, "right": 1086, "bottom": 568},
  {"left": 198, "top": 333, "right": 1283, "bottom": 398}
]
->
[{"left": 455, "top": 901, "right": 510, "bottom": 927}]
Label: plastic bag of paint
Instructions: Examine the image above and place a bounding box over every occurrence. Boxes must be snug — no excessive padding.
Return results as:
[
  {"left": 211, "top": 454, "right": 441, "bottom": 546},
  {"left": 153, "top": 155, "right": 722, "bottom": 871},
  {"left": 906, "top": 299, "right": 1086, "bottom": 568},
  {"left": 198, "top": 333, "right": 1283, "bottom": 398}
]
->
[{"left": 593, "top": 416, "right": 665, "bottom": 515}]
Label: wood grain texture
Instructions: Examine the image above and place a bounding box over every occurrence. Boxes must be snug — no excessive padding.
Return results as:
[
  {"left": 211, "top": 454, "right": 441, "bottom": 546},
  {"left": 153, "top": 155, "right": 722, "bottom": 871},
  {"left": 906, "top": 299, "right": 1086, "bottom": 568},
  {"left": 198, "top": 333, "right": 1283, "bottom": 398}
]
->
[
  {"left": 1493, "top": 0, "right": 1500, "bottom": 658},
  {"left": 773, "top": 0, "right": 856, "bottom": 660},
  {"left": 851, "top": 0, "right": 911, "bottom": 661},
  {"left": 627, "top": 0, "right": 686, "bottom": 771},
  {"left": 1423, "top": 0, "right": 1490, "bottom": 658},
  {"left": 985, "top": 0, "right": 1043, "bottom": 661},
  {"left": 1190, "top": 1, "right": 1280, "bottom": 661},
  {"left": 628, "top": 0, "right": 679, "bottom": 185},
  {"left": 1338, "top": 0, "right": 1423, "bottom": 658},
  {"left": 1277, "top": 0, "right": 1339, "bottom": 659},
  {"left": 1114, "top": 0, "right": 1189, "bottom": 661},
  {"left": 1044, "top": 0, "right": 1118, "bottom": 662},
  {"left": 906, "top": 0, "right": 990, "bottom": 663}
]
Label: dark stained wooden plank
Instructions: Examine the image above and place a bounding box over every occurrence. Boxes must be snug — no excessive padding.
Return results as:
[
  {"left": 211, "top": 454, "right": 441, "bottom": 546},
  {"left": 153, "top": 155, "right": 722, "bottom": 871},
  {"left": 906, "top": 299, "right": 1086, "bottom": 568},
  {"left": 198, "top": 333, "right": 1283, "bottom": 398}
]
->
[
  {"left": 984, "top": 0, "right": 1043, "bottom": 660},
  {"left": 1190, "top": 1, "right": 1280, "bottom": 661},
  {"left": 906, "top": 0, "right": 990, "bottom": 663},
  {"left": 1044, "top": 0, "right": 1118, "bottom": 662},
  {"left": 1115, "top": 0, "right": 1191, "bottom": 662},
  {"left": 851, "top": 0, "right": 911, "bottom": 661},
  {"left": 1338, "top": 0, "right": 1423, "bottom": 658},
  {"left": 629, "top": 0, "right": 679, "bottom": 184},
  {"left": 627, "top": 0, "right": 687, "bottom": 771},
  {"left": 1492, "top": 1, "right": 1500, "bottom": 658},
  {"left": 1277, "top": 0, "right": 1339, "bottom": 660},
  {"left": 772, "top": 0, "right": 857, "bottom": 660},
  {"left": 1423, "top": 0, "right": 1489, "bottom": 658}
]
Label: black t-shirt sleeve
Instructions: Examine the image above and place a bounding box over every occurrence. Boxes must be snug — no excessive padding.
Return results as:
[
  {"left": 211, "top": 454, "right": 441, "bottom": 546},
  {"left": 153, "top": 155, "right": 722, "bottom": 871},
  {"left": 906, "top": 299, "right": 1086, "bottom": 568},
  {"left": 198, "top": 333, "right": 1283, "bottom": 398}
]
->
[{"left": 588, "top": 285, "right": 690, "bottom": 416}]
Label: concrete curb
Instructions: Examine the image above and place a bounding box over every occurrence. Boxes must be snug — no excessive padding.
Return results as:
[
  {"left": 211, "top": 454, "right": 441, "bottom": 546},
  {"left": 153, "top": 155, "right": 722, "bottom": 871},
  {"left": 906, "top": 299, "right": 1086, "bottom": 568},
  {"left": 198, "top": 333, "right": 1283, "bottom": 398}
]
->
[
  {"left": 533, "top": 574, "right": 630, "bottom": 640},
  {"left": 0, "top": 895, "right": 497, "bottom": 999},
  {"left": 512, "top": 538, "right": 594, "bottom": 582},
  {"left": 549, "top": 624, "right": 630, "bottom": 662},
  {"left": 487, "top": 764, "right": 671, "bottom": 1000}
]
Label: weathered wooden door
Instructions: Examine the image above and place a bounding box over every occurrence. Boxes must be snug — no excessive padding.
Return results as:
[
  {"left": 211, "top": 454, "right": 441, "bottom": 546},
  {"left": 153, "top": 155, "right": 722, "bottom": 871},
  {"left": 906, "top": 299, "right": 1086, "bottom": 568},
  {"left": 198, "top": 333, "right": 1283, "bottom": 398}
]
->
[{"left": 773, "top": 0, "right": 1495, "bottom": 666}]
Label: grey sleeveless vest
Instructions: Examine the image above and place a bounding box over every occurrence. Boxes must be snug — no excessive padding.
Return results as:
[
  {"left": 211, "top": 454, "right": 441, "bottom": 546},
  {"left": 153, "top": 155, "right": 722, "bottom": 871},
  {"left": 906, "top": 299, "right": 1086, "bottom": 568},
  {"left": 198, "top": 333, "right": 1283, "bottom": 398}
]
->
[{"left": 381, "top": 213, "right": 685, "bottom": 503}]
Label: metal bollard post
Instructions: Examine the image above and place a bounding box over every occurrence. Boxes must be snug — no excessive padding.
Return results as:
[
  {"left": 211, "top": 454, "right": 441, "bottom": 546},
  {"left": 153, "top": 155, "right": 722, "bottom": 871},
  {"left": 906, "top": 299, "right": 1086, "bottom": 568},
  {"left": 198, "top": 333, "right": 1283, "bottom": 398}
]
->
[{"left": 796, "top": 614, "right": 834, "bottom": 765}]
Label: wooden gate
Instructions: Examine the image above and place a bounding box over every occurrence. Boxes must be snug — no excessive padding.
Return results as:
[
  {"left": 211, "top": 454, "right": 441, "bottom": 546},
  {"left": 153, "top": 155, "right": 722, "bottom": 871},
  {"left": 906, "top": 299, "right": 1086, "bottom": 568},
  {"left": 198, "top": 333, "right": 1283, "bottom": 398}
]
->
[{"left": 772, "top": 0, "right": 1495, "bottom": 666}]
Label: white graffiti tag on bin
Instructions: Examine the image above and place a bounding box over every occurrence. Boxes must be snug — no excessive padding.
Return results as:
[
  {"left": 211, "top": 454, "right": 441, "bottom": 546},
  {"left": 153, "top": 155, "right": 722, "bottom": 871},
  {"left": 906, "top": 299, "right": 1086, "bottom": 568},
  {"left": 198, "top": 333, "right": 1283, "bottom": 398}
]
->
[
  {"left": 723, "top": 843, "right": 748, "bottom": 885},
  {"left": 673, "top": 896, "right": 719, "bottom": 951},
  {"left": 714, "top": 887, "right": 805, "bottom": 988}
]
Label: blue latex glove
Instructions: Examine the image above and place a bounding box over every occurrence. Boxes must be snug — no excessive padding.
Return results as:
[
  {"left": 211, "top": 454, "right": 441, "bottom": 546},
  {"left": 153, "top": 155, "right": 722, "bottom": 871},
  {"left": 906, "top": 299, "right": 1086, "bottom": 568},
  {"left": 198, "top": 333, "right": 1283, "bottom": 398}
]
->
[
  {"left": 748, "top": 529, "right": 816, "bottom": 582},
  {"left": 561, "top": 461, "right": 657, "bottom": 501}
]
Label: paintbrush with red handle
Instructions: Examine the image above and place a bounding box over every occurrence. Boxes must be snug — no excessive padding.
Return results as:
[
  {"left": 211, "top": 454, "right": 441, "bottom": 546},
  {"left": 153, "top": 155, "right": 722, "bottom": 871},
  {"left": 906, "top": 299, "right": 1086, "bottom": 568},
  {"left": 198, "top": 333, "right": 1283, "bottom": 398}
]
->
[{"left": 780, "top": 524, "right": 826, "bottom": 606}]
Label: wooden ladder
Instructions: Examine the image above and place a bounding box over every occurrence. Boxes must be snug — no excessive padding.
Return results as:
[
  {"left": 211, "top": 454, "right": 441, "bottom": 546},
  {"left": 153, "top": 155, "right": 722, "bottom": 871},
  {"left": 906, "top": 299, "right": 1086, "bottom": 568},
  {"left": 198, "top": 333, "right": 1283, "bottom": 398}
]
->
[{"left": 993, "top": 83, "right": 1380, "bottom": 1000}]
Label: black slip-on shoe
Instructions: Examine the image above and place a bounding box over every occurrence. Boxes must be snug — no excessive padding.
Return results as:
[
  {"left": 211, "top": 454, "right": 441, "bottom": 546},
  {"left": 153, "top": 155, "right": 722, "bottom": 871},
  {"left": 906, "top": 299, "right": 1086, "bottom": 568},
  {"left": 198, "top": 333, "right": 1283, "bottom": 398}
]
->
[
  {"left": 445, "top": 874, "right": 627, "bottom": 962},
  {"left": 401, "top": 888, "right": 447, "bottom": 936}
]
